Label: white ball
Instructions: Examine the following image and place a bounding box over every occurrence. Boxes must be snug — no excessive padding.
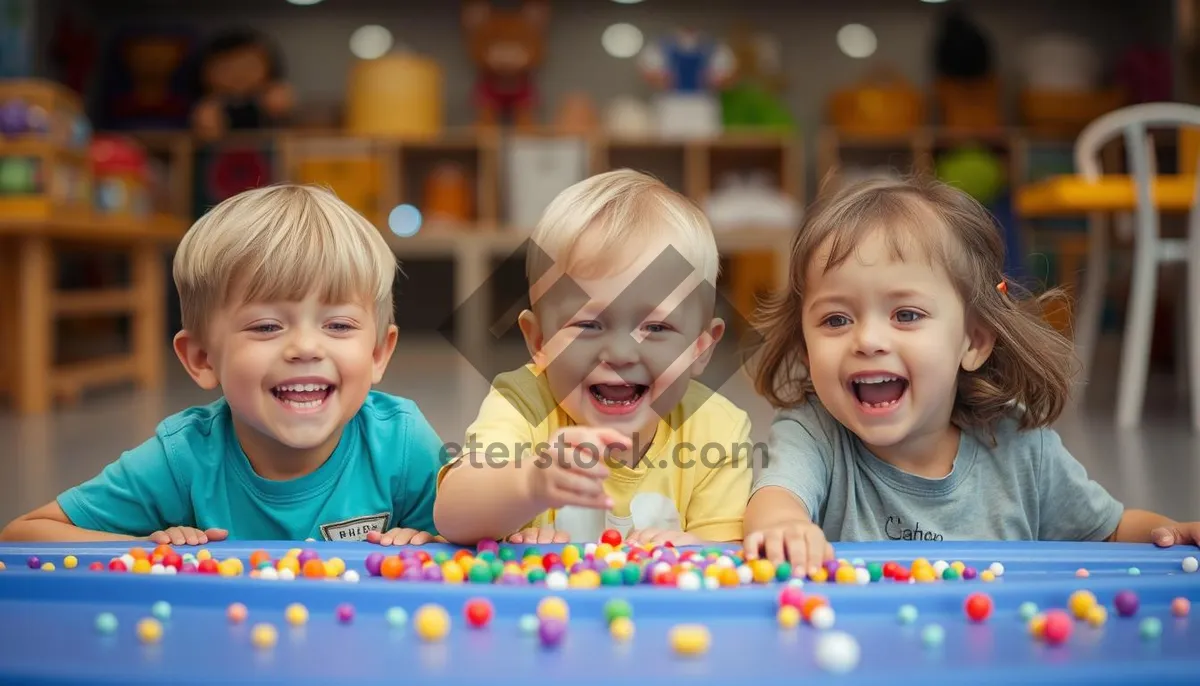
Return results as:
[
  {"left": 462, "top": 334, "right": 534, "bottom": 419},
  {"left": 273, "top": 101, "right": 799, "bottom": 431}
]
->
[
  {"left": 1183, "top": 556, "right": 1199, "bottom": 574},
  {"left": 605, "top": 552, "right": 627, "bottom": 566},
  {"left": 546, "top": 571, "right": 569, "bottom": 590},
  {"left": 814, "top": 631, "right": 860, "bottom": 674},
  {"left": 677, "top": 571, "right": 702, "bottom": 591},
  {"left": 259, "top": 567, "right": 279, "bottom": 581},
  {"left": 810, "top": 605, "right": 836, "bottom": 630},
  {"left": 932, "top": 560, "right": 949, "bottom": 576},
  {"left": 736, "top": 565, "right": 754, "bottom": 585},
  {"left": 653, "top": 561, "right": 672, "bottom": 578},
  {"left": 342, "top": 570, "right": 360, "bottom": 583},
  {"left": 989, "top": 562, "right": 1005, "bottom": 577},
  {"left": 305, "top": 538, "right": 316, "bottom": 542},
  {"left": 787, "top": 578, "right": 805, "bottom": 588},
  {"left": 120, "top": 554, "right": 136, "bottom": 570},
  {"left": 855, "top": 567, "right": 871, "bottom": 585},
  {"left": 163, "top": 565, "right": 177, "bottom": 575},
  {"left": 703, "top": 575, "right": 720, "bottom": 590},
  {"left": 583, "top": 543, "right": 598, "bottom": 557},
  {"left": 715, "top": 556, "right": 735, "bottom": 569},
  {"left": 149, "top": 563, "right": 166, "bottom": 575},
  {"left": 278, "top": 568, "right": 296, "bottom": 581}
]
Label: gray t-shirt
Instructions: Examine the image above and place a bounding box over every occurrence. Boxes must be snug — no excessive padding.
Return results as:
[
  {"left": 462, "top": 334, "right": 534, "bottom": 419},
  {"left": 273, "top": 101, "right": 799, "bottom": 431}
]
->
[{"left": 753, "top": 398, "right": 1124, "bottom": 542}]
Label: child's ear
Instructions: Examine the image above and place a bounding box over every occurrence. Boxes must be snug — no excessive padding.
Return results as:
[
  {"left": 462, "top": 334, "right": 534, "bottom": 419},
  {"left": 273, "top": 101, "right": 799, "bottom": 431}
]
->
[
  {"left": 173, "top": 330, "right": 220, "bottom": 391},
  {"left": 960, "top": 320, "right": 996, "bottom": 372},
  {"left": 688, "top": 318, "right": 726, "bottom": 375},
  {"left": 371, "top": 324, "right": 399, "bottom": 383},
  {"left": 517, "top": 309, "right": 545, "bottom": 365}
]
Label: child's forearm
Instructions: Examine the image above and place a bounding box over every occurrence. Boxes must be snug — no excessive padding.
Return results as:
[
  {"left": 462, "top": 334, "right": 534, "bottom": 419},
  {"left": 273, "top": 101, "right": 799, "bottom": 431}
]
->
[
  {"left": 744, "top": 486, "right": 812, "bottom": 532},
  {"left": 433, "top": 457, "right": 545, "bottom": 544},
  {"left": 1109, "top": 508, "right": 1177, "bottom": 543},
  {"left": 0, "top": 518, "right": 140, "bottom": 543}
]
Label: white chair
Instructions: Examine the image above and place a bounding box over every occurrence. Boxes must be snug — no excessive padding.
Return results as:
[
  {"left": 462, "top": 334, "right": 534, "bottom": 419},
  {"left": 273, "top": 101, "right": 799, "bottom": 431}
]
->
[{"left": 1071, "top": 102, "right": 1200, "bottom": 431}]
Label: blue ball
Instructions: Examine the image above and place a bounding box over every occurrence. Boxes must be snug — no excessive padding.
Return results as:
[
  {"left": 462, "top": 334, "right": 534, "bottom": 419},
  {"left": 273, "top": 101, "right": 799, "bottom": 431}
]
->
[{"left": 388, "top": 204, "right": 422, "bottom": 238}]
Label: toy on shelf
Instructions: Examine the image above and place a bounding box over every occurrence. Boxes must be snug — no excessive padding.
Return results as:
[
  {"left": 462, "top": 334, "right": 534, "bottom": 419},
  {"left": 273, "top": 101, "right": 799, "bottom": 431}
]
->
[
  {"left": 0, "top": 79, "right": 92, "bottom": 219},
  {"left": 555, "top": 92, "right": 599, "bottom": 135},
  {"left": 1019, "top": 34, "right": 1123, "bottom": 136},
  {"left": 102, "top": 29, "right": 194, "bottom": 130},
  {"left": 90, "top": 134, "right": 150, "bottom": 217},
  {"left": 705, "top": 171, "right": 801, "bottom": 230},
  {"left": 827, "top": 66, "right": 923, "bottom": 137},
  {"left": 936, "top": 144, "right": 1006, "bottom": 208},
  {"left": 605, "top": 96, "right": 653, "bottom": 138},
  {"left": 639, "top": 28, "right": 736, "bottom": 139},
  {"left": 721, "top": 26, "right": 794, "bottom": 133},
  {"left": 191, "top": 29, "right": 293, "bottom": 142},
  {"left": 345, "top": 51, "right": 443, "bottom": 139},
  {"left": 461, "top": 0, "right": 549, "bottom": 129},
  {"left": 422, "top": 162, "right": 473, "bottom": 225},
  {"left": 932, "top": 8, "right": 1000, "bottom": 131}
]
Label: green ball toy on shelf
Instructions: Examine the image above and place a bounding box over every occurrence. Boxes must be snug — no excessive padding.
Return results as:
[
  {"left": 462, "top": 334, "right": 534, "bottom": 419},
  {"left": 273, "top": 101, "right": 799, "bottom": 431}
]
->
[
  {"left": 720, "top": 83, "right": 795, "bottom": 133},
  {"left": 936, "top": 145, "right": 1006, "bottom": 207}
]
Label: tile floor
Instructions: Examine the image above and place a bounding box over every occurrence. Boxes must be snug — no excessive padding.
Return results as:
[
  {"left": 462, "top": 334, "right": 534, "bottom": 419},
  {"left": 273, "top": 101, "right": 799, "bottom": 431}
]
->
[{"left": 0, "top": 335, "right": 1197, "bottom": 527}]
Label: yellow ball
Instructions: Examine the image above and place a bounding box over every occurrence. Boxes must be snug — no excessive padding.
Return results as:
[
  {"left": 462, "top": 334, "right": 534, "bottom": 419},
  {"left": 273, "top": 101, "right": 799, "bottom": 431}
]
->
[
  {"left": 251, "top": 623, "right": 278, "bottom": 649},
  {"left": 537, "top": 596, "right": 569, "bottom": 622},
  {"left": 595, "top": 543, "right": 614, "bottom": 559},
  {"left": 751, "top": 560, "right": 775, "bottom": 584},
  {"left": 669, "top": 624, "right": 711, "bottom": 656},
  {"left": 441, "top": 562, "right": 465, "bottom": 584},
  {"left": 834, "top": 566, "right": 857, "bottom": 584},
  {"left": 1086, "top": 605, "right": 1108, "bottom": 627},
  {"left": 1069, "top": 590, "right": 1097, "bottom": 620},
  {"left": 950, "top": 561, "right": 966, "bottom": 574},
  {"left": 276, "top": 557, "right": 300, "bottom": 576},
  {"left": 217, "top": 559, "right": 240, "bottom": 577},
  {"left": 414, "top": 604, "right": 450, "bottom": 642},
  {"left": 137, "top": 618, "right": 163, "bottom": 644},
  {"left": 63, "top": 555, "right": 77, "bottom": 570},
  {"left": 196, "top": 549, "right": 212, "bottom": 562},
  {"left": 40, "top": 562, "right": 55, "bottom": 572},
  {"left": 913, "top": 567, "right": 936, "bottom": 583},
  {"left": 568, "top": 570, "right": 600, "bottom": 588},
  {"left": 284, "top": 548, "right": 301, "bottom": 559},
  {"left": 561, "top": 545, "right": 581, "bottom": 568},
  {"left": 980, "top": 570, "right": 996, "bottom": 582},
  {"left": 285, "top": 603, "right": 308, "bottom": 626},
  {"left": 1029, "top": 614, "right": 1046, "bottom": 640},
  {"left": 132, "top": 559, "right": 152, "bottom": 574},
  {"left": 0, "top": 561, "right": 6, "bottom": 571},
  {"left": 610, "top": 616, "right": 635, "bottom": 641},
  {"left": 325, "top": 557, "right": 346, "bottom": 578},
  {"left": 777, "top": 605, "right": 801, "bottom": 628},
  {"left": 809, "top": 567, "right": 829, "bottom": 583}
]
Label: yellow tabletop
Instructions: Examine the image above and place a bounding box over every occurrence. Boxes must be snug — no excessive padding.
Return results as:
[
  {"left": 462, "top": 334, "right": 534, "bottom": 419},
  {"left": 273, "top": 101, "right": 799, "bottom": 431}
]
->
[{"left": 1016, "top": 174, "right": 1197, "bottom": 217}]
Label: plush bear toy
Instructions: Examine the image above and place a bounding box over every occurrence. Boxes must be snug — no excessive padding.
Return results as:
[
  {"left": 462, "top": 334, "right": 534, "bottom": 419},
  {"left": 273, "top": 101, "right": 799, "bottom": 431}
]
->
[
  {"left": 190, "top": 29, "right": 294, "bottom": 141},
  {"left": 461, "top": 0, "right": 549, "bottom": 128}
]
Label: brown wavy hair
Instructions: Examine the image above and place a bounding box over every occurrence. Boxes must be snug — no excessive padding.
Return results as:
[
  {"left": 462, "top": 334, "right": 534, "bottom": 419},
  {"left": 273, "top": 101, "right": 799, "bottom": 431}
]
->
[{"left": 751, "top": 174, "right": 1079, "bottom": 433}]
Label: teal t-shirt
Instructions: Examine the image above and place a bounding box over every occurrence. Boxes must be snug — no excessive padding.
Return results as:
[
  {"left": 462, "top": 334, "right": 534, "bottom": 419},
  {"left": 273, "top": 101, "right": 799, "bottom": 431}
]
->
[{"left": 58, "top": 391, "right": 445, "bottom": 541}]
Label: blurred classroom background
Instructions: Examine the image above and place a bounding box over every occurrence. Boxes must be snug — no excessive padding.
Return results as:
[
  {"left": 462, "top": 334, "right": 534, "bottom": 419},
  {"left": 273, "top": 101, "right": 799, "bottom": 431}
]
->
[{"left": 0, "top": 0, "right": 1197, "bottom": 523}]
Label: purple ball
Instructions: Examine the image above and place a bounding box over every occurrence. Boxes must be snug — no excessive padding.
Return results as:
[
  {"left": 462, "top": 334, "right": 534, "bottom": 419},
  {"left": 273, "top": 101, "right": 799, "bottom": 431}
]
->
[
  {"left": 180, "top": 562, "right": 198, "bottom": 574},
  {"left": 962, "top": 567, "right": 978, "bottom": 580},
  {"left": 823, "top": 560, "right": 840, "bottom": 578},
  {"left": 658, "top": 548, "right": 679, "bottom": 564},
  {"left": 499, "top": 573, "right": 523, "bottom": 585},
  {"left": 402, "top": 566, "right": 422, "bottom": 581},
  {"left": 476, "top": 539, "right": 499, "bottom": 554},
  {"left": 364, "top": 553, "right": 385, "bottom": 577},
  {"left": 538, "top": 617, "right": 567, "bottom": 647},
  {"left": 1114, "top": 590, "right": 1140, "bottom": 617},
  {"left": 26, "top": 556, "right": 40, "bottom": 569},
  {"left": 336, "top": 603, "right": 354, "bottom": 623},
  {"left": 422, "top": 565, "right": 443, "bottom": 582},
  {"left": 0, "top": 101, "right": 27, "bottom": 136},
  {"left": 296, "top": 549, "right": 319, "bottom": 567}
]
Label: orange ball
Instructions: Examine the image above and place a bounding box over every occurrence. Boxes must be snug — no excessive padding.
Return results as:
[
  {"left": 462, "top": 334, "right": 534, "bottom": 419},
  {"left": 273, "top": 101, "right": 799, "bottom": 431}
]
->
[
  {"left": 152, "top": 545, "right": 173, "bottom": 559},
  {"left": 302, "top": 559, "right": 326, "bottom": 579},
  {"left": 718, "top": 567, "right": 740, "bottom": 587},
  {"left": 129, "top": 548, "right": 150, "bottom": 561},
  {"left": 380, "top": 556, "right": 405, "bottom": 580},
  {"left": 801, "top": 595, "right": 829, "bottom": 623},
  {"left": 249, "top": 550, "right": 270, "bottom": 570},
  {"left": 276, "top": 557, "right": 300, "bottom": 576}
]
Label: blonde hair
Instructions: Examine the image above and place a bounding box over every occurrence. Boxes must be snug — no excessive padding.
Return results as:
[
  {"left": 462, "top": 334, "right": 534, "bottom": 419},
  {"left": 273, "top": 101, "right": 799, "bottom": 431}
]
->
[
  {"left": 173, "top": 184, "right": 397, "bottom": 343},
  {"left": 527, "top": 169, "right": 720, "bottom": 302},
  {"left": 753, "top": 175, "right": 1078, "bottom": 433}
]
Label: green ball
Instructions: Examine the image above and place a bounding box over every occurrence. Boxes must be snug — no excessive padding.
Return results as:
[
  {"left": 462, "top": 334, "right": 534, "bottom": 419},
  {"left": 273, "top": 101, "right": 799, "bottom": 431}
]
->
[
  {"left": 1140, "top": 617, "right": 1162, "bottom": 640},
  {"left": 385, "top": 607, "right": 408, "bottom": 627},
  {"left": 935, "top": 145, "right": 1006, "bottom": 206},
  {"left": 522, "top": 547, "right": 540, "bottom": 559},
  {"left": 942, "top": 567, "right": 960, "bottom": 581},
  {"left": 921, "top": 623, "right": 945, "bottom": 647},
  {"left": 468, "top": 561, "right": 493, "bottom": 584},
  {"left": 477, "top": 550, "right": 496, "bottom": 562},
  {"left": 0, "top": 157, "right": 34, "bottom": 193},
  {"left": 433, "top": 551, "right": 450, "bottom": 565},
  {"left": 604, "top": 599, "right": 633, "bottom": 624},
  {"left": 1018, "top": 602, "right": 1039, "bottom": 621},
  {"left": 1128, "top": 567, "right": 1141, "bottom": 576},
  {"left": 489, "top": 559, "right": 504, "bottom": 578},
  {"left": 151, "top": 601, "right": 171, "bottom": 621},
  {"left": 775, "top": 561, "right": 793, "bottom": 581},
  {"left": 498, "top": 548, "right": 517, "bottom": 562},
  {"left": 526, "top": 567, "right": 546, "bottom": 583},
  {"left": 95, "top": 612, "right": 118, "bottom": 634},
  {"left": 867, "top": 562, "right": 883, "bottom": 582},
  {"left": 600, "top": 568, "right": 623, "bottom": 587},
  {"left": 621, "top": 564, "right": 642, "bottom": 586},
  {"left": 518, "top": 614, "right": 540, "bottom": 634},
  {"left": 897, "top": 604, "right": 918, "bottom": 625}
]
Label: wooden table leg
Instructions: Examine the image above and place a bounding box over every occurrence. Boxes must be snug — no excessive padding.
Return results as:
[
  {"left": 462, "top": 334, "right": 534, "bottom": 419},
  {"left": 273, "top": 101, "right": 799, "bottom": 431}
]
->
[
  {"left": 15, "top": 235, "right": 54, "bottom": 414},
  {"left": 131, "top": 244, "right": 166, "bottom": 391}
]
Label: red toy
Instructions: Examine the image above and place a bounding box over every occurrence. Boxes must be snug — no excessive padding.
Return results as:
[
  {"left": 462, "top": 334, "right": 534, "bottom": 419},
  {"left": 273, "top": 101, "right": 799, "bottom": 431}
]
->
[
  {"left": 600, "top": 529, "right": 623, "bottom": 547},
  {"left": 964, "top": 593, "right": 993, "bottom": 622},
  {"left": 465, "top": 598, "right": 494, "bottom": 628},
  {"left": 461, "top": 0, "right": 549, "bottom": 128}
]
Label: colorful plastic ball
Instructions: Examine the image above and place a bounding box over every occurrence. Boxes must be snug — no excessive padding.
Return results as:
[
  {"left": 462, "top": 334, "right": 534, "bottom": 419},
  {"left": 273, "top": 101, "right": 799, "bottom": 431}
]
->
[
  {"left": 464, "top": 598, "right": 494, "bottom": 628},
  {"left": 1028, "top": 614, "right": 1047, "bottom": 639},
  {"left": 921, "top": 624, "right": 945, "bottom": 648},
  {"left": 1140, "top": 617, "right": 1163, "bottom": 640},
  {"left": 810, "top": 604, "right": 836, "bottom": 630},
  {"left": 814, "top": 631, "right": 861, "bottom": 674},
  {"left": 88, "top": 562, "right": 102, "bottom": 572},
  {"left": 778, "top": 585, "right": 805, "bottom": 610},
  {"left": 669, "top": 624, "right": 710, "bottom": 656},
  {"left": 1075, "top": 568, "right": 1090, "bottom": 578},
  {"left": 1128, "top": 567, "right": 1141, "bottom": 576},
  {"left": 40, "top": 562, "right": 55, "bottom": 572},
  {"left": 1086, "top": 605, "right": 1108, "bottom": 627},
  {"left": 251, "top": 623, "right": 278, "bottom": 649},
  {"left": 1183, "top": 556, "right": 1199, "bottom": 574},
  {"left": 988, "top": 562, "right": 1005, "bottom": 577},
  {"left": 778, "top": 605, "right": 801, "bottom": 628},
  {"left": 1114, "top": 590, "right": 1140, "bottom": 617},
  {"left": 63, "top": 555, "right": 77, "bottom": 570},
  {"left": 897, "top": 604, "right": 918, "bottom": 625},
  {"left": 600, "top": 529, "right": 623, "bottom": 547},
  {"left": 979, "top": 570, "right": 995, "bottom": 582},
  {"left": 227, "top": 603, "right": 248, "bottom": 624},
  {"left": 1068, "top": 590, "right": 1096, "bottom": 620},
  {"left": 1042, "top": 610, "right": 1073, "bottom": 646},
  {"left": 961, "top": 566, "right": 978, "bottom": 580},
  {"left": 610, "top": 616, "right": 635, "bottom": 642},
  {"left": 537, "top": 596, "right": 569, "bottom": 622},
  {"left": 285, "top": 603, "right": 309, "bottom": 626},
  {"left": 343, "top": 570, "right": 361, "bottom": 583},
  {"left": 26, "top": 556, "right": 40, "bottom": 569},
  {"left": 414, "top": 604, "right": 451, "bottom": 642},
  {"left": 386, "top": 607, "right": 408, "bottom": 627},
  {"left": 539, "top": 617, "right": 567, "bottom": 648},
  {"left": 95, "top": 612, "right": 118, "bottom": 634},
  {"left": 965, "top": 593, "right": 993, "bottom": 622},
  {"left": 137, "top": 618, "right": 163, "bottom": 644},
  {"left": 1172, "top": 597, "right": 1191, "bottom": 617},
  {"left": 518, "top": 614, "right": 540, "bottom": 635},
  {"left": 150, "top": 601, "right": 171, "bottom": 621},
  {"left": 942, "top": 567, "right": 961, "bottom": 581},
  {"left": 603, "top": 598, "right": 633, "bottom": 625},
  {"left": 336, "top": 604, "right": 355, "bottom": 624},
  {"left": 1018, "top": 602, "right": 1039, "bottom": 621}
]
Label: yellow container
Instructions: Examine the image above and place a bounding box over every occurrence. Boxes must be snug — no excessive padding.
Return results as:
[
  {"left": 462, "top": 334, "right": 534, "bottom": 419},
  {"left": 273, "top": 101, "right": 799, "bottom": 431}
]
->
[
  {"left": 345, "top": 53, "right": 443, "bottom": 139},
  {"left": 295, "top": 157, "right": 381, "bottom": 221}
]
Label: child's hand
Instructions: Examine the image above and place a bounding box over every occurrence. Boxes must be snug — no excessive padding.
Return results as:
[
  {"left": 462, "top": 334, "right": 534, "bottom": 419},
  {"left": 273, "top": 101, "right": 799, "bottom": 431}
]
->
[
  {"left": 528, "top": 427, "right": 629, "bottom": 510},
  {"left": 743, "top": 521, "right": 834, "bottom": 574},
  {"left": 1152, "top": 523, "right": 1200, "bottom": 548},
  {"left": 366, "top": 529, "right": 445, "bottom": 546},
  {"left": 507, "top": 527, "right": 570, "bottom": 544},
  {"left": 148, "top": 526, "right": 228, "bottom": 546},
  {"left": 624, "top": 529, "right": 703, "bottom": 547}
]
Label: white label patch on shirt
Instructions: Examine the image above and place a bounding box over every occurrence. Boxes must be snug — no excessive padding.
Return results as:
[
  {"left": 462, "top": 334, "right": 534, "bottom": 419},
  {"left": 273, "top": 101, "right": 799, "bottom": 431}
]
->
[{"left": 320, "top": 513, "right": 390, "bottom": 541}]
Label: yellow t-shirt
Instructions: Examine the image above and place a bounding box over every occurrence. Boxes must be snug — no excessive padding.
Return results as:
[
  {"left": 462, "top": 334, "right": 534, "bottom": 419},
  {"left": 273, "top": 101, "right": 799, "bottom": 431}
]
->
[{"left": 440, "top": 364, "right": 754, "bottom": 542}]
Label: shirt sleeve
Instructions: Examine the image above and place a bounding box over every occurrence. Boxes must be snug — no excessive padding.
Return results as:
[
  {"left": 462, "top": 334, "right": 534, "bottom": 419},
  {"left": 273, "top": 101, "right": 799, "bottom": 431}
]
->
[
  {"left": 682, "top": 411, "right": 753, "bottom": 542},
  {"left": 750, "top": 403, "right": 833, "bottom": 523},
  {"left": 1035, "top": 427, "right": 1124, "bottom": 541},
  {"left": 392, "top": 409, "right": 445, "bottom": 534},
  {"left": 437, "top": 375, "right": 543, "bottom": 488},
  {"left": 56, "top": 435, "right": 191, "bottom": 536}
]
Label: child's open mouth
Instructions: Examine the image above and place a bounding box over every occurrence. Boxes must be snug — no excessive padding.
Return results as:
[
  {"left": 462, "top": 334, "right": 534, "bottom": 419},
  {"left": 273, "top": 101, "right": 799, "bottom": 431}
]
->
[
  {"left": 589, "top": 383, "right": 648, "bottom": 415},
  {"left": 271, "top": 383, "right": 335, "bottom": 411},
  {"left": 850, "top": 374, "right": 908, "bottom": 411}
]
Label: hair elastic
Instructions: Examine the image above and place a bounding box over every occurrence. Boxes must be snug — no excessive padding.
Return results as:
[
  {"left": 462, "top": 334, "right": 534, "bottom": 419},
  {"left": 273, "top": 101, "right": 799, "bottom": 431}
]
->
[{"left": 996, "top": 280, "right": 1008, "bottom": 296}]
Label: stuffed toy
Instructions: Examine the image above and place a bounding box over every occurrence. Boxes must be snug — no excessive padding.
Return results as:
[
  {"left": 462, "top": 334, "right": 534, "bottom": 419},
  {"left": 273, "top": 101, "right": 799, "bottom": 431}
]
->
[
  {"left": 190, "top": 29, "right": 293, "bottom": 141},
  {"left": 461, "top": 0, "right": 549, "bottom": 128}
]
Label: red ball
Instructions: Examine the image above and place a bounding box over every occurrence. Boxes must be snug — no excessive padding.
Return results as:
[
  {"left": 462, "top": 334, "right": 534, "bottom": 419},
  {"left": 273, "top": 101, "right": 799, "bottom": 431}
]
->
[
  {"left": 626, "top": 548, "right": 645, "bottom": 563},
  {"left": 161, "top": 552, "right": 183, "bottom": 570},
  {"left": 464, "top": 598, "right": 494, "bottom": 628},
  {"left": 964, "top": 593, "right": 993, "bottom": 622},
  {"left": 336, "top": 603, "right": 354, "bottom": 624},
  {"left": 89, "top": 562, "right": 104, "bottom": 572},
  {"left": 541, "top": 553, "right": 561, "bottom": 572},
  {"left": 778, "top": 586, "right": 805, "bottom": 610},
  {"left": 416, "top": 551, "right": 431, "bottom": 564},
  {"left": 197, "top": 559, "right": 219, "bottom": 574},
  {"left": 107, "top": 559, "right": 126, "bottom": 572},
  {"left": 600, "top": 529, "right": 623, "bottom": 547},
  {"left": 882, "top": 561, "right": 899, "bottom": 578},
  {"left": 892, "top": 567, "right": 911, "bottom": 583},
  {"left": 1043, "top": 609, "right": 1073, "bottom": 645}
]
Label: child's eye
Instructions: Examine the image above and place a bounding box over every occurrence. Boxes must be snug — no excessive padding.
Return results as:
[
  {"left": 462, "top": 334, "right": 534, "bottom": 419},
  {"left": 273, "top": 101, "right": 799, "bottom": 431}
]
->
[
  {"left": 822, "top": 314, "right": 851, "bottom": 329},
  {"left": 571, "top": 321, "right": 600, "bottom": 330},
  {"left": 326, "top": 321, "right": 356, "bottom": 332},
  {"left": 249, "top": 323, "right": 281, "bottom": 333},
  {"left": 643, "top": 322, "right": 671, "bottom": 334},
  {"left": 895, "top": 309, "right": 925, "bottom": 324}
]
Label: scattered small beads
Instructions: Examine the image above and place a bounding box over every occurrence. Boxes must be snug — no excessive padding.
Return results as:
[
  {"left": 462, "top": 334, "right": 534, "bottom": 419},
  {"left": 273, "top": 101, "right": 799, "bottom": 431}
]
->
[
  {"left": 1042, "top": 610, "right": 1073, "bottom": 646},
  {"left": 1183, "top": 556, "right": 1199, "bottom": 574},
  {"left": 778, "top": 605, "right": 802, "bottom": 628},
  {"left": 227, "top": 603, "right": 248, "bottom": 624},
  {"left": 964, "top": 593, "right": 993, "bottom": 623},
  {"left": 95, "top": 612, "right": 118, "bottom": 634},
  {"left": 815, "top": 631, "right": 860, "bottom": 674},
  {"left": 136, "top": 617, "right": 163, "bottom": 644},
  {"left": 518, "top": 614, "right": 540, "bottom": 635},
  {"left": 897, "top": 604, "right": 918, "bottom": 625},
  {"left": 1075, "top": 568, "right": 1089, "bottom": 578},
  {"left": 250, "top": 623, "right": 278, "bottom": 649},
  {"left": 537, "top": 596, "right": 569, "bottom": 622},
  {"left": 1172, "top": 597, "right": 1191, "bottom": 617},
  {"left": 1140, "top": 617, "right": 1163, "bottom": 640},
  {"left": 414, "top": 604, "right": 450, "bottom": 642},
  {"left": 285, "top": 603, "right": 308, "bottom": 626},
  {"left": 63, "top": 555, "right": 77, "bottom": 570},
  {"left": 609, "top": 616, "right": 635, "bottom": 641},
  {"left": 1085, "top": 605, "right": 1107, "bottom": 628},
  {"left": 1068, "top": 590, "right": 1096, "bottom": 620},
  {"left": 539, "top": 617, "right": 567, "bottom": 648},
  {"left": 464, "top": 598, "right": 494, "bottom": 628},
  {"left": 669, "top": 623, "right": 710, "bottom": 656},
  {"left": 386, "top": 607, "right": 408, "bottom": 628},
  {"left": 151, "top": 601, "right": 171, "bottom": 621},
  {"left": 1128, "top": 567, "right": 1141, "bottom": 576},
  {"left": 810, "top": 604, "right": 836, "bottom": 630},
  {"left": 1018, "top": 602, "right": 1039, "bottom": 621},
  {"left": 335, "top": 603, "right": 355, "bottom": 624},
  {"left": 921, "top": 624, "right": 945, "bottom": 647},
  {"left": 1114, "top": 590, "right": 1140, "bottom": 617}
]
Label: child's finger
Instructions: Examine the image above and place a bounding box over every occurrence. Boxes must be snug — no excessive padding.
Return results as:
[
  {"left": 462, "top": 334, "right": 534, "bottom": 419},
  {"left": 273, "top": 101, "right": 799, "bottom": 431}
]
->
[
  {"left": 409, "top": 531, "right": 434, "bottom": 545},
  {"left": 382, "top": 528, "right": 415, "bottom": 546},
  {"left": 148, "top": 530, "right": 168, "bottom": 545},
  {"left": 552, "top": 471, "right": 608, "bottom": 501},
  {"left": 552, "top": 530, "right": 570, "bottom": 543},
  {"left": 536, "top": 528, "right": 561, "bottom": 544},
  {"left": 165, "top": 527, "right": 186, "bottom": 546},
  {"left": 204, "top": 528, "right": 229, "bottom": 542},
  {"left": 742, "top": 531, "right": 763, "bottom": 560},
  {"left": 763, "top": 530, "right": 787, "bottom": 565},
  {"left": 507, "top": 530, "right": 529, "bottom": 543}
]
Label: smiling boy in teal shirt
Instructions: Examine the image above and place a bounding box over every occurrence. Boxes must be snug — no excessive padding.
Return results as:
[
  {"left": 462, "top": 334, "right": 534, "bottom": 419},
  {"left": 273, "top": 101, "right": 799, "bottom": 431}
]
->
[{"left": 1, "top": 185, "right": 443, "bottom": 545}]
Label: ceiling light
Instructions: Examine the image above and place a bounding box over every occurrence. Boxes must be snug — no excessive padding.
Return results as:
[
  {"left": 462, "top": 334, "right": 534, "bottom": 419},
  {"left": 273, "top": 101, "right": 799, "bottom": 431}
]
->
[
  {"left": 837, "top": 24, "right": 877, "bottom": 59},
  {"left": 350, "top": 25, "right": 393, "bottom": 60},
  {"left": 602, "top": 23, "right": 644, "bottom": 59}
]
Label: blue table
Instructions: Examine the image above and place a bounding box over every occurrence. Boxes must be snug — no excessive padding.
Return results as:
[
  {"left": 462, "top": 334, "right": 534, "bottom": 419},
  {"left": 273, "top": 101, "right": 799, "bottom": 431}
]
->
[{"left": 0, "top": 541, "right": 1197, "bottom": 685}]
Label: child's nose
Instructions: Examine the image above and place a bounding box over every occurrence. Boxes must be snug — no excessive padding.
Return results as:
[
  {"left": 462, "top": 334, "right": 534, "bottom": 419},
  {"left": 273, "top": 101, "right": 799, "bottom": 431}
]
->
[
  {"left": 598, "top": 333, "right": 639, "bottom": 366},
  {"left": 284, "top": 328, "right": 325, "bottom": 361},
  {"left": 852, "top": 320, "right": 890, "bottom": 356}
]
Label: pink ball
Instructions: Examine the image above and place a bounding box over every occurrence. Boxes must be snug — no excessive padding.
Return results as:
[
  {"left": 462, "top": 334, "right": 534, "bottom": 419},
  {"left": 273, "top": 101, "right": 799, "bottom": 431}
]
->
[
  {"left": 1171, "top": 597, "right": 1190, "bottom": 617},
  {"left": 336, "top": 603, "right": 354, "bottom": 624},
  {"left": 1043, "top": 609, "right": 1073, "bottom": 645},
  {"left": 778, "top": 586, "right": 805, "bottom": 610}
]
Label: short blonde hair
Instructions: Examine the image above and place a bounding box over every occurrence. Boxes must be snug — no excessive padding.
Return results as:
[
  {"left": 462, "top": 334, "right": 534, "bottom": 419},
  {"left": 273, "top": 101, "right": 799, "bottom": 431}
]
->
[
  {"left": 174, "top": 184, "right": 397, "bottom": 342},
  {"left": 527, "top": 169, "right": 720, "bottom": 301}
]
